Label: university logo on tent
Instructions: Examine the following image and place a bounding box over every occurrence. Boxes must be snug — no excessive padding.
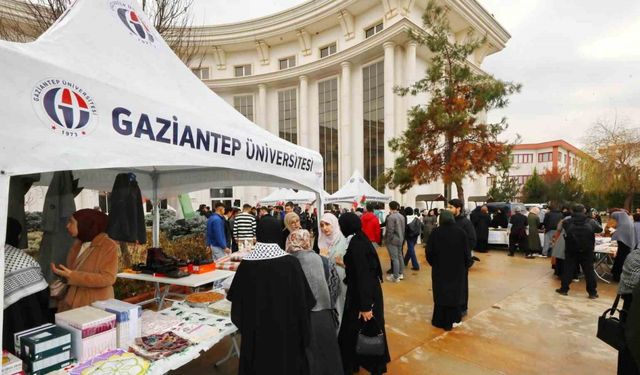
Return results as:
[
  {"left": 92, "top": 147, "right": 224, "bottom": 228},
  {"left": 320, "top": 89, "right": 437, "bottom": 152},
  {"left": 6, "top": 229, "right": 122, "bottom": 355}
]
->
[
  {"left": 32, "top": 79, "right": 98, "bottom": 137},
  {"left": 110, "top": 1, "right": 156, "bottom": 45}
]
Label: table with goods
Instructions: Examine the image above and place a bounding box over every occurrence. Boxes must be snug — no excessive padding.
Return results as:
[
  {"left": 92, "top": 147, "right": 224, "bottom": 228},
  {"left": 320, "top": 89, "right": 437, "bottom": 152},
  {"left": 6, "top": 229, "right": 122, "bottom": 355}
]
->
[{"left": 593, "top": 236, "right": 618, "bottom": 283}]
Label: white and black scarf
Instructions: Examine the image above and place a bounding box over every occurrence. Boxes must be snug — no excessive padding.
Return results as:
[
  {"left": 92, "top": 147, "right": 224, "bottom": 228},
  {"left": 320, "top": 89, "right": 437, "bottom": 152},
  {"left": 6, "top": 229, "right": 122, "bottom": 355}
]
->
[
  {"left": 243, "top": 242, "right": 288, "bottom": 261},
  {"left": 4, "top": 244, "right": 48, "bottom": 309}
]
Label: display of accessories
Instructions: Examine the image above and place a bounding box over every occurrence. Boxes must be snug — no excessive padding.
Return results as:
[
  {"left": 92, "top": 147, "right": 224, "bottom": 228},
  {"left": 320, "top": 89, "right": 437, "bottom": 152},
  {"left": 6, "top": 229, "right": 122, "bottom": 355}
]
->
[
  {"left": 91, "top": 299, "right": 142, "bottom": 349},
  {"left": 130, "top": 332, "right": 191, "bottom": 361},
  {"left": 55, "top": 307, "right": 117, "bottom": 362},
  {"left": 160, "top": 302, "right": 235, "bottom": 333},
  {"left": 185, "top": 292, "right": 225, "bottom": 308},
  {"left": 140, "top": 311, "right": 181, "bottom": 337},
  {"left": 171, "top": 322, "right": 220, "bottom": 344}
]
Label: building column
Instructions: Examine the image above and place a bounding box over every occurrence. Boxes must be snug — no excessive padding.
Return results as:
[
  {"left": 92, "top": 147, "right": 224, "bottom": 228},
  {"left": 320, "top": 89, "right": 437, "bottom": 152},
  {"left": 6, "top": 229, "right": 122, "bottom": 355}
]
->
[
  {"left": 383, "top": 42, "right": 396, "bottom": 197},
  {"left": 257, "top": 83, "right": 272, "bottom": 134},
  {"left": 405, "top": 40, "right": 418, "bottom": 106},
  {"left": 341, "top": 61, "right": 356, "bottom": 184},
  {"left": 299, "top": 75, "right": 309, "bottom": 147}
]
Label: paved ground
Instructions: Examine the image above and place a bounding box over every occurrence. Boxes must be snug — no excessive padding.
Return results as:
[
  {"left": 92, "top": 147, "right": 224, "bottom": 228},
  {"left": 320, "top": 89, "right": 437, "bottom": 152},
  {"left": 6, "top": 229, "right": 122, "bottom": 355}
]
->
[{"left": 173, "top": 246, "right": 618, "bottom": 374}]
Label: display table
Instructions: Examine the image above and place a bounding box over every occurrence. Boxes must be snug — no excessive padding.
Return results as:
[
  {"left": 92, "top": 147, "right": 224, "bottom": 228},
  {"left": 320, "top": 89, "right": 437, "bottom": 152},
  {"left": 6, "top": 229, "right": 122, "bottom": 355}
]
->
[
  {"left": 117, "top": 270, "right": 236, "bottom": 308},
  {"left": 488, "top": 229, "right": 545, "bottom": 246},
  {"left": 594, "top": 238, "right": 617, "bottom": 283}
]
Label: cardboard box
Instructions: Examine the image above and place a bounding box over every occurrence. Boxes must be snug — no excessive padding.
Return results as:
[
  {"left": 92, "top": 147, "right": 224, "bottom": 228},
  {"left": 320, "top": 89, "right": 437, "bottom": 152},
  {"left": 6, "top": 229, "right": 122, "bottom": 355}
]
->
[
  {"left": 55, "top": 306, "right": 116, "bottom": 338},
  {"left": 24, "top": 350, "right": 71, "bottom": 373},
  {"left": 30, "top": 358, "right": 75, "bottom": 375},
  {"left": 2, "top": 350, "right": 23, "bottom": 375},
  {"left": 91, "top": 299, "right": 142, "bottom": 348},
  {"left": 13, "top": 324, "right": 53, "bottom": 357},
  {"left": 20, "top": 327, "right": 71, "bottom": 360}
]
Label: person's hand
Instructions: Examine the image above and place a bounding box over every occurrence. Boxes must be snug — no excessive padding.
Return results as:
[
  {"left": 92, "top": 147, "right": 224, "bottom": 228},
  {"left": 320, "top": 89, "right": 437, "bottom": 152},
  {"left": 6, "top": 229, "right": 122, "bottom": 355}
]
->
[
  {"left": 359, "top": 310, "right": 373, "bottom": 321},
  {"left": 319, "top": 248, "right": 329, "bottom": 257},
  {"left": 335, "top": 256, "right": 344, "bottom": 267},
  {"left": 224, "top": 248, "right": 231, "bottom": 254},
  {"left": 51, "top": 263, "right": 72, "bottom": 278}
]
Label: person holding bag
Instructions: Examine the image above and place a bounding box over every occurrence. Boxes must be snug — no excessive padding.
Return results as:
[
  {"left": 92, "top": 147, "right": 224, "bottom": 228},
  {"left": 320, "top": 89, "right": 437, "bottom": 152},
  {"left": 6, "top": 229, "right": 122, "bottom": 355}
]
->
[
  {"left": 51, "top": 209, "right": 118, "bottom": 312},
  {"left": 616, "top": 247, "right": 640, "bottom": 374},
  {"left": 338, "top": 213, "right": 390, "bottom": 375}
]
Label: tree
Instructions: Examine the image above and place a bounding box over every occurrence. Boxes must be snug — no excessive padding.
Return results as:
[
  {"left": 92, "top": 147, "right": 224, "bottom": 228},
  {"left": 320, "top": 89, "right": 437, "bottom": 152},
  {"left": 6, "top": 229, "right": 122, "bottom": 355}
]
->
[
  {"left": 540, "top": 166, "right": 584, "bottom": 208},
  {"left": 487, "top": 153, "right": 519, "bottom": 202},
  {"left": 521, "top": 168, "right": 547, "bottom": 203},
  {"left": 583, "top": 113, "right": 640, "bottom": 211},
  {"left": 0, "top": 0, "right": 202, "bottom": 64},
  {"left": 384, "top": 0, "right": 521, "bottom": 203}
]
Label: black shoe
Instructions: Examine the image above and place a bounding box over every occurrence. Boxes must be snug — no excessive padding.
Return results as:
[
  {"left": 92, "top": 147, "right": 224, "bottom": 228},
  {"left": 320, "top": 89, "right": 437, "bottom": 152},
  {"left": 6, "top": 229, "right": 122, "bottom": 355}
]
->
[
  {"left": 588, "top": 293, "right": 599, "bottom": 299},
  {"left": 472, "top": 256, "right": 480, "bottom": 261},
  {"left": 411, "top": 267, "right": 420, "bottom": 271},
  {"left": 508, "top": 252, "right": 514, "bottom": 257},
  {"left": 555, "top": 288, "right": 568, "bottom": 296}
]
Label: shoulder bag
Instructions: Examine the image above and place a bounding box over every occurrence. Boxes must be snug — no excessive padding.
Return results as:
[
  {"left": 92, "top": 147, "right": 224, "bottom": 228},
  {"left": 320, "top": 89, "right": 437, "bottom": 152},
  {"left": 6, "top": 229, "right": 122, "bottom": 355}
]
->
[
  {"left": 356, "top": 316, "right": 386, "bottom": 356},
  {"left": 597, "top": 294, "right": 625, "bottom": 350}
]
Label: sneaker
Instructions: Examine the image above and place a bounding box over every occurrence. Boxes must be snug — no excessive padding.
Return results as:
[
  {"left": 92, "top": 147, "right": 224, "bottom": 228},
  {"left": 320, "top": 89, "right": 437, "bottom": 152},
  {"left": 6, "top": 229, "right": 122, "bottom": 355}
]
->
[
  {"left": 555, "top": 288, "right": 568, "bottom": 296},
  {"left": 572, "top": 278, "right": 580, "bottom": 283},
  {"left": 525, "top": 254, "right": 535, "bottom": 259},
  {"left": 398, "top": 274, "right": 405, "bottom": 280},
  {"left": 386, "top": 275, "right": 400, "bottom": 283},
  {"left": 588, "top": 293, "right": 599, "bottom": 299},
  {"left": 452, "top": 322, "right": 463, "bottom": 328}
]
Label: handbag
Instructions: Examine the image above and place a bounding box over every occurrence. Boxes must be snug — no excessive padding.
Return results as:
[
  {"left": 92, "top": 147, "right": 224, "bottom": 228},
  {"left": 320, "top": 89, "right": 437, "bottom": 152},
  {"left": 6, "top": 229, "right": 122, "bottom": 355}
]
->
[
  {"left": 356, "top": 316, "right": 386, "bottom": 356},
  {"left": 597, "top": 294, "right": 625, "bottom": 350},
  {"left": 50, "top": 244, "right": 95, "bottom": 300}
]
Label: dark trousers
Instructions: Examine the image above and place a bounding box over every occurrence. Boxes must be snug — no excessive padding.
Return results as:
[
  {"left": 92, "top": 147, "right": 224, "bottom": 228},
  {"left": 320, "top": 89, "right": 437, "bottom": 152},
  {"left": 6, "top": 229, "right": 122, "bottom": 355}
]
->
[
  {"left": 561, "top": 250, "right": 597, "bottom": 295},
  {"left": 509, "top": 231, "right": 528, "bottom": 255},
  {"left": 613, "top": 241, "right": 632, "bottom": 282},
  {"left": 403, "top": 237, "right": 419, "bottom": 269}
]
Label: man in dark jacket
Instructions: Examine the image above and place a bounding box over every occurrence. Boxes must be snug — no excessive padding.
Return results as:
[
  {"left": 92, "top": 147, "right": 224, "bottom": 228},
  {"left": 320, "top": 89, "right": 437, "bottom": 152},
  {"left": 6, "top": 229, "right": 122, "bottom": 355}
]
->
[
  {"left": 448, "top": 199, "right": 476, "bottom": 317},
  {"left": 555, "top": 204, "right": 603, "bottom": 298},
  {"left": 508, "top": 207, "right": 529, "bottom": 257}
]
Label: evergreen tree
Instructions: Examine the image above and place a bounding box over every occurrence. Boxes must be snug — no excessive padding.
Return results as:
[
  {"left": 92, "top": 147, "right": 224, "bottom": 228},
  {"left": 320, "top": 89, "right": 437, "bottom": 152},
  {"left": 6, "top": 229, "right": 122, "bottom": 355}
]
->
[
  {"left": 487, "top": 154, "right": 519, "bottom": 202},
  {"left": 384, "top": 0, "right": 521, "bottom": 202},
  {"left": 521, "top": 169, "right": 547, "bottom": 203}
]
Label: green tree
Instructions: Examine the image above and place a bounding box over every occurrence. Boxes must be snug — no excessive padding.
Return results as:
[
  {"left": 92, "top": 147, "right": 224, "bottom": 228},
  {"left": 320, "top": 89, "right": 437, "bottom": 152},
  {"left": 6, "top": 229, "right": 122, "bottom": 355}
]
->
[
  {"left": 487, "top": 154, "right": 519, "bottom": 202},
  {"left": 521, "top": 168, "right": 547, "bottom": 203},
  {"left": 384, "top": 0, "right": 521, "bottom": 202}
]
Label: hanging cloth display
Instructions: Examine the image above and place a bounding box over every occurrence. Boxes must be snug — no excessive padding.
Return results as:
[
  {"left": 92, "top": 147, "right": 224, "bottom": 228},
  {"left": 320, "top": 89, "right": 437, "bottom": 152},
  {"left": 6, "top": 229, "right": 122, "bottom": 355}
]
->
[
  {"left": 107, "top": 173, "right": 147, "bottom": 244},
  {"left": 38, "top": 171, "right": 79, "bottom": 284}
]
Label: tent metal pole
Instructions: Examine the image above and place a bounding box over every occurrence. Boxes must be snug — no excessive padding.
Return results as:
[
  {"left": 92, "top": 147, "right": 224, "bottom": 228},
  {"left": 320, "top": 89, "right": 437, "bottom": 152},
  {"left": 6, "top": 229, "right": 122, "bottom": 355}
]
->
[
  {"left": 0, "top": 172, "right": 10, "bottom": 341},
  {"left": 152, "top": 172, "right": 160, "bottom": 247}
]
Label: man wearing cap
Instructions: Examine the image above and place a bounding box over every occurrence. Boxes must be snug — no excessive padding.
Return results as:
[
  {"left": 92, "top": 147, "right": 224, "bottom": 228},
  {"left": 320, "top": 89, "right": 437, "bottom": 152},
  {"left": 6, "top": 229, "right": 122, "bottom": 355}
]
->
[{"left": 508, "top": 206, "right": 529, "bottom": 257}]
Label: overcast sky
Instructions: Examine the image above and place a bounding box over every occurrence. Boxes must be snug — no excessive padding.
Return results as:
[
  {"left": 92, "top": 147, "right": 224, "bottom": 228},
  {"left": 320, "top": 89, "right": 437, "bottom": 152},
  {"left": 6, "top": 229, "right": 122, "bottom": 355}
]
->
[{"left": 190, "top": 0, "right": 640, "bottom": 147}]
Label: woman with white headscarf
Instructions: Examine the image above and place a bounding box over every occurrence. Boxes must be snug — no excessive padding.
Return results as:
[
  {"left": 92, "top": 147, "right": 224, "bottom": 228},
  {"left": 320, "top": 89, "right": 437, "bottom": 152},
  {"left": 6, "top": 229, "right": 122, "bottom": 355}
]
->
[
  {"left": 318, "top": 212, "right": 348, "bottom": 321},
  {"left": 611, "top": 210, "right": 636, "bottom": 282},
  {"left": 286, "top": 229, "right": 343, "bottom": 375},
  {"left": 527, "top": 207, "right": 542, "bottom": 258}
]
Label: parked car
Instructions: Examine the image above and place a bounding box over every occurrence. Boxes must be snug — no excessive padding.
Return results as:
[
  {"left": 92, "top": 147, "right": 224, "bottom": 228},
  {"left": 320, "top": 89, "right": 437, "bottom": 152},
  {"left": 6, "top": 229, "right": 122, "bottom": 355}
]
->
[{"left": 486, "top": 202, "right": 527, "bottom": 217}]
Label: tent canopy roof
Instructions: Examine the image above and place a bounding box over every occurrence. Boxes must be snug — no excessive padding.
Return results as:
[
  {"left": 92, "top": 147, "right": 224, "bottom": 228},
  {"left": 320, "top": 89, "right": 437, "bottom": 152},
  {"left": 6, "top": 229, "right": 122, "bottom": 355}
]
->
[
  {"left": 326, "top": 170, "right": 390, "bottom": 203},
  {"left": 0, "top": 0, "right": 324, "bottom": 198},
  {"left": 415, "top": 194, "right": 446, "bottom": 202}
]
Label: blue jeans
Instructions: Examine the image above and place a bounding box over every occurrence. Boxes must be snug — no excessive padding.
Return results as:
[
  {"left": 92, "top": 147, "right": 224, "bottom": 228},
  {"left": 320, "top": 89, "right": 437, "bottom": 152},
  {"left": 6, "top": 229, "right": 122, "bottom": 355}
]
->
[
  {"left": 210, "top": 246, "right": 225, "bottom": 261},
  {"left": 403, "top": 237, "right": 419, "bottom": 269}
]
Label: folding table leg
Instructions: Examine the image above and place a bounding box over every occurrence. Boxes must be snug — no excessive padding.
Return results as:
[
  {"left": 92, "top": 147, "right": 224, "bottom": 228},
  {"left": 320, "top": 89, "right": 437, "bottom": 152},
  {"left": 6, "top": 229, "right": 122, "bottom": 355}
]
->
[{"left": 215, "top": 333, "right": 240, "bottom": 367}]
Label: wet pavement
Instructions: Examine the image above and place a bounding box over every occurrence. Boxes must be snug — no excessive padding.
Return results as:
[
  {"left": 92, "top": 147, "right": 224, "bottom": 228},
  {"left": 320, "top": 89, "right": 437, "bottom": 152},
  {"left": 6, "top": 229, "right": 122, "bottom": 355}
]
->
[{"left": 173, "top": 247, "right": 618, "bottom": 374}]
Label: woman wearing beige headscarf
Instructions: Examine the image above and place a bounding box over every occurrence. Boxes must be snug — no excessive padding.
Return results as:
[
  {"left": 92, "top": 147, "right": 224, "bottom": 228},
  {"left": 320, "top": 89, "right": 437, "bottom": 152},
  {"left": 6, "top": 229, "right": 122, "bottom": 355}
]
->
[
  {"left": 286, "top": 230, "right": 343, "bottom": 375},
  {"left": 280, "top": 212, "right": 301, "bottom": 250}
]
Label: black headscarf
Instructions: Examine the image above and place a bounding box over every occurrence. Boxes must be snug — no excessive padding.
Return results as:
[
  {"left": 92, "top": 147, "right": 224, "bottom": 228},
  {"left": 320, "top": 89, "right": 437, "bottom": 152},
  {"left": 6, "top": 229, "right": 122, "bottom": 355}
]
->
[
  {"left": 338, "top": 212, "right": 362, "bottom": 237},
  {"left": 6, "top": 217, "right": 22, "bottom": 248},
  {"left": 256, "top": 215, "right": 282, "bottom": 244},
  {"left": 439, "top": 210, "right": 455, "bottom": 226}
]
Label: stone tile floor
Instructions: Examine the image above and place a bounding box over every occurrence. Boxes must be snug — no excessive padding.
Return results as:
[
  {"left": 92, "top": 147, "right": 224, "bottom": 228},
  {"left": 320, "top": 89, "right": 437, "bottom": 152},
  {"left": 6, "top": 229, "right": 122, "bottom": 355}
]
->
[{"left": 172, "top": 247, "right": 618, "bottom": 374}]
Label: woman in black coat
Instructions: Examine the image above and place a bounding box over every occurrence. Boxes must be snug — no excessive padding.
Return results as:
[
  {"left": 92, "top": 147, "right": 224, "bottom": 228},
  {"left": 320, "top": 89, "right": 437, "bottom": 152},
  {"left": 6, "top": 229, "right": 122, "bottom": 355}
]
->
[
  {"left": 426, "top": 210, "right": 473, "bottom": 331},
  {"left": 338, "top": 213, "right": 390, "bottom": 375}
]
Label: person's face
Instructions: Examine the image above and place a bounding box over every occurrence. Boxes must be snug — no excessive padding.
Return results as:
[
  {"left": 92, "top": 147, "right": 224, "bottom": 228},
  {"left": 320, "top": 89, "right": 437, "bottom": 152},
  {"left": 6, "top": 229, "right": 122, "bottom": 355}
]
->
[
  {"left": 66, "top": 216, "right": 78, "bottom": 237},
  {"left": 290, "top": 217, "right": 301, "bottom": 230},
  {"left": 320, "top": 221, "right": 333, "bottom": 236},
  {"left": 447, "top": 204, "right": 460, "bottom": 216},
  {"left": 285, "top": 206, "right": 293, "bottom": 214}
]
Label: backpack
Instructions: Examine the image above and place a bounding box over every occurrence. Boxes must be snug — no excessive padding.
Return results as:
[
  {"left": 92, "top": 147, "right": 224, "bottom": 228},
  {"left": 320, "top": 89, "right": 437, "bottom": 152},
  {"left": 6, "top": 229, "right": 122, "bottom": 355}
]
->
[
  {"left": 406, "top": 217, "right": 423, "bottom": 238},
  {"left": 564, "top": 218, "right": 595, "bottom": 253}
]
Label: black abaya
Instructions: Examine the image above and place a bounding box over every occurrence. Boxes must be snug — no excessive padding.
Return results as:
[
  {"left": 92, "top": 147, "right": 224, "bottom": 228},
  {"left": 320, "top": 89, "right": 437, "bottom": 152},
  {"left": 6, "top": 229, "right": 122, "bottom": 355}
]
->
[{"left": 474, "top": 213, "right": 490, "bottom": 252}]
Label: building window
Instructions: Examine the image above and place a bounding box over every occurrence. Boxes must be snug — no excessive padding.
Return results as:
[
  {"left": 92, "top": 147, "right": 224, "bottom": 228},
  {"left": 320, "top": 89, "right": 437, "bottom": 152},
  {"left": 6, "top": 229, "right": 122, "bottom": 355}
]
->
[
  {"left": 363, "top": 61, "right": 384, "bottom": 192},
  {"left": 486, "top": 176, "right": 496, "bottom": 187},
  {"left": 234, "top": 64, "right": 252, "bottom": 77},
  {"left": 210, "top": 188, "right": 233, "bottom": 198},
  {"left": 191, "top": 67, "right": 209, "bottom": 80},
  {"left": 365, "top": 22, "right": 383, "bottom": 38},
  {"left": 320, "top": 43, "right": 337, "bottom": 58},
  {"left": 319, "top": 78, "right": 339, "bottom": 193},
  {"left": 278, "top": 88, "right": 298, "bottom": 144},
  {"left": 233, "top": 95, "right": 254, "bottom": 121},
  {"left": 511, "top": 153, "right": 533, "bottom": 164},
  {"left": 511, "top": 175, "right": 531, "bottom": 186},
  {"left": 538, "top": 152, "right": 552, "bottom": 163},
  {"left": 279, "top": 56, "right": 296, "bottom": 70}
]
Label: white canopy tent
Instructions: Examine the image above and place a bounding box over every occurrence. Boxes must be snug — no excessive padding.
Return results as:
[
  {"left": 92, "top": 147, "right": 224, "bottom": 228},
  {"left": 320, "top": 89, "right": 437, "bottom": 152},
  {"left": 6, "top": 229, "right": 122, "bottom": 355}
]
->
[
  {"left": 0, "top": 0, "right": 324, "bottom": 332},
  {"left": 325, "top": 170, "right": 391, "bottom": 204},
  {"left": 258, "top": 188, "right": 328, "bottom": 206}
]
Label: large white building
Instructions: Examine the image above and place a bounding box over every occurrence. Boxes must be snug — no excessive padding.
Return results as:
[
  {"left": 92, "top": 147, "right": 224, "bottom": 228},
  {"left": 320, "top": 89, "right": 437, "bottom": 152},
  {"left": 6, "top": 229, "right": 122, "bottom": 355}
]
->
[
  {"left": 184, "top": 0, "right": 511, "bottom": 208},
  {"left": 10, "top": 0, "right": 513, "bottom": 211}
]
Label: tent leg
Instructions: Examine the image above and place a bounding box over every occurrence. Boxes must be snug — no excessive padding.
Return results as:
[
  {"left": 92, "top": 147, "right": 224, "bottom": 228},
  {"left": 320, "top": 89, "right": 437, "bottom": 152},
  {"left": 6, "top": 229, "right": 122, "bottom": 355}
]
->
[
  {"left": 152, "top": 173, "right": 160, "bottom": 247},
  {"left": 0, "top": 172, "right": 10, "bottom": 346}
]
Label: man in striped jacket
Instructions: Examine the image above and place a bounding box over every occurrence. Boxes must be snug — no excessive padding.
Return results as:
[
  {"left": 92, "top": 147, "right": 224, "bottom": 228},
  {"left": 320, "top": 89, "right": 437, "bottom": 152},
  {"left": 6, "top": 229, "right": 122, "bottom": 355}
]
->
[{"left": 233, "top": 204, "right": 257, "bottom": 251}]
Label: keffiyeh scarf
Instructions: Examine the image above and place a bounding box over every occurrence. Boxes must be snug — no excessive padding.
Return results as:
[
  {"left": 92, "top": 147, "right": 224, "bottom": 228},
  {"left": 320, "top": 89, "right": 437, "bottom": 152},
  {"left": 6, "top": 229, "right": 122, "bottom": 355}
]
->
[{"left": 4, "top": 244, "right": 48, "bottom": 309}]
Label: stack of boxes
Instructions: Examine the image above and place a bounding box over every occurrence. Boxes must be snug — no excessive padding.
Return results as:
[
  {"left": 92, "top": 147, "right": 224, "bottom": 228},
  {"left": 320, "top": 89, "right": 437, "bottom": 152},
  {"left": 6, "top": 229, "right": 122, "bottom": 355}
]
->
[
  {"left": 91, "top": 299, "right": 142, "bottom": 348},
  {"left": 13, "top": 324, "right": 74, "bottom": 375},
  {"left": 2, "top": 350, "right": 23, "bottom": 375},
  {"left": 55, "top": 306, "right": 117, "bottom": 363}
]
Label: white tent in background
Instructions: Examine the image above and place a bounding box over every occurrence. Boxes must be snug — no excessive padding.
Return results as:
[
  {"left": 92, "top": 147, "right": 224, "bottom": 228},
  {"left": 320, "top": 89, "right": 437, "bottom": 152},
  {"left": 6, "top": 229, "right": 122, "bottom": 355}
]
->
[
  {"left": 326, "top": 170, "right": 391, "bottom": 204},
  {"left": 0, "top": 0, "right": 323, "bottom": 334},
  {"left": 259, "top": 188, "right": 328, "bottom": 205}
]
